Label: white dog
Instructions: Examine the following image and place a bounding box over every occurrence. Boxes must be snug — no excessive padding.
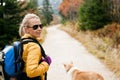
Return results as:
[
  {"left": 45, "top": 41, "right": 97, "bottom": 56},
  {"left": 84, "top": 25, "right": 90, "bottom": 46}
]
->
[{"left": 63, "top": 62, "right": 104, "bottom": 80}]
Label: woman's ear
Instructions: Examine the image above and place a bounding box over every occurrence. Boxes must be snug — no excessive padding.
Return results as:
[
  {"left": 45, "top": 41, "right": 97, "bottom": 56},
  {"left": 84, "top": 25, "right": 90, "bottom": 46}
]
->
[{"left": 24, "top": 27, "right": 29, "bottom": 34}]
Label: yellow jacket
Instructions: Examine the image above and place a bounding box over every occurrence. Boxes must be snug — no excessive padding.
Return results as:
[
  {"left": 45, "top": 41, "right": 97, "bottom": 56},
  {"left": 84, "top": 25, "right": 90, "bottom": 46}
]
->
[{"left": 22, "top": 34, "right": 49, "bottom": 80}]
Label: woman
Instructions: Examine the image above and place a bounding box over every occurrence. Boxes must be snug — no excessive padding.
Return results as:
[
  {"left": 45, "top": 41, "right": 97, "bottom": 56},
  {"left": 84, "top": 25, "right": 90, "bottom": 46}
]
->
[{"left": 18, "top": 13, "right": 52, "bottom": 80}]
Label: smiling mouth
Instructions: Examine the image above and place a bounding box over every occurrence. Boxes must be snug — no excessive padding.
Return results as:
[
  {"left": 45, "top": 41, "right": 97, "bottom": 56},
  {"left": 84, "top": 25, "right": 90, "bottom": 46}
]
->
[{"left": 36, "top": 31, "right": 41, "bottom": 33}]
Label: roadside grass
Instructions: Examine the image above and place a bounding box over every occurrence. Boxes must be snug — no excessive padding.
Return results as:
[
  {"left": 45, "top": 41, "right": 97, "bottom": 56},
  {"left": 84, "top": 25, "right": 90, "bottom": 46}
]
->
[
  {"left": 59, "top": 22, "right": 120, "bottom": 78},
  {"left": 40, "top": 27, "right": 47, "bottom": 44}
]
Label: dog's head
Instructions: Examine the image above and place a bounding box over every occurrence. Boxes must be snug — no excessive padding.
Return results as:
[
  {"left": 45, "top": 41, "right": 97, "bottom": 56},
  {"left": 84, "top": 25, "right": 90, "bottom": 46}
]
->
[{"left": 63, "top": 62, "right": 73, "bottom": 72}]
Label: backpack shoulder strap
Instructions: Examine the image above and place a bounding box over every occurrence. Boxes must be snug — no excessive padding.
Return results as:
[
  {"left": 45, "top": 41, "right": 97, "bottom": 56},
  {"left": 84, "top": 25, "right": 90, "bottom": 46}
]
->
[
  {"left": 13, "top": 42, "right": 20, "bottom": 73},
  {"left": 21, "top": 37, "right": 47, "bottom": 58}
]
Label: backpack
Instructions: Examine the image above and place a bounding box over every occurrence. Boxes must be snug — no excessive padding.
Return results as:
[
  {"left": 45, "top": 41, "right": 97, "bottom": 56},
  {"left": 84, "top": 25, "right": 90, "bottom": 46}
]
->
[{"left": 0, "top": 38, "right": 47, "bottom": 80}]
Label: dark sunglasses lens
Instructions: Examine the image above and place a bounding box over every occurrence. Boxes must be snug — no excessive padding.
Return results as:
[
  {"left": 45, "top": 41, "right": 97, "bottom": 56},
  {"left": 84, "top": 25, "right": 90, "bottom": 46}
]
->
[
  {"left": 32, "top": 24, "right": 43, "bottom": 30},
  {"left": 33, "top": 25, "right": 39, "bottom": 30},
  {"left": 39, "top": 24, "right": 43, "bottom": 28}
]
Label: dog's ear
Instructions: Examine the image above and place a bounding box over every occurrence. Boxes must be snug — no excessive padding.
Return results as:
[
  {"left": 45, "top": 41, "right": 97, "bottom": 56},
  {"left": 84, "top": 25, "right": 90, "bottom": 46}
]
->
[{"left": 63, "top": 64, "right": 66, "bottom": 67}]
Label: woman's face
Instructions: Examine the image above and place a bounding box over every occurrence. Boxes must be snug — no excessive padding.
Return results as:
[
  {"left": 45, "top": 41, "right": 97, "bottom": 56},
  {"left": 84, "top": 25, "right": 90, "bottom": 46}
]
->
[{"left": 26, "top": 18, "right": 42, "bottom": 38}]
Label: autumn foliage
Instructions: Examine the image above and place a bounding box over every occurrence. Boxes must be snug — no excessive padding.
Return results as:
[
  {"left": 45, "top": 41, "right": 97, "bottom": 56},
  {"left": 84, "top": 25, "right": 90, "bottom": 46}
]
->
[{"left": 58, "top": 0, "right": 83, "bottom": 17}]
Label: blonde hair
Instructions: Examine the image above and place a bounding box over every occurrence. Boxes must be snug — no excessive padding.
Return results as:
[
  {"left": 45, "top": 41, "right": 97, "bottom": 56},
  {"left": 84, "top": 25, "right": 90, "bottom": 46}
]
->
[{"left": 19, "top": 13, "right": 41, "bottom": 37}]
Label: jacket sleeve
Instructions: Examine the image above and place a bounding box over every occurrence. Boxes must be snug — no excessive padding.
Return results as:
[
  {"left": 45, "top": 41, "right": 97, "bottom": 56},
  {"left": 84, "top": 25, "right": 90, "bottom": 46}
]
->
[{"left": 25, "top": 43, "right": 49, "bottom": 78}]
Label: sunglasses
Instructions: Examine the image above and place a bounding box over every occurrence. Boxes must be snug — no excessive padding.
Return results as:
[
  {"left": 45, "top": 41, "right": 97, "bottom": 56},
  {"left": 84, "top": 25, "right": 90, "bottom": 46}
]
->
[{"left": 28, "top": 24, "right": 43, "bottom": 30}]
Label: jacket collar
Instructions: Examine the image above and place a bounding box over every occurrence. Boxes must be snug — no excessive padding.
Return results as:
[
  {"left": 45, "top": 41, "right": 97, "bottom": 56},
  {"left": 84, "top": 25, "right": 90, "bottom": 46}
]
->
[{"left": 22, "top": 34, "right": 42, "bottom": 42}]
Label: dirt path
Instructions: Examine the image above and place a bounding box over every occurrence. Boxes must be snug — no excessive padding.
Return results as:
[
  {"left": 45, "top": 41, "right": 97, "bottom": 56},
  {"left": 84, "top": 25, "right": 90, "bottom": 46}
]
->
[{"left": 42, "top": 24, "right": 119, "bottom": 80}]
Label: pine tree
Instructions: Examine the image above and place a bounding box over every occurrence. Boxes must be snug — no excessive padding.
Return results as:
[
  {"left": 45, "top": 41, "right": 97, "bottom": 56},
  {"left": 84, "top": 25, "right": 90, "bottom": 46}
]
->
[
  {"left": 41, "top": 0, "right": 53, "bottom": 25},
  {"left": 26, "top": 0, "right": 38, "bottom": 12},
  {"left": 78, "top": 0, "right": 111, "bottom": 31},
  {"left": 0, "top": 0, "right": 23, "bottom": 49}
]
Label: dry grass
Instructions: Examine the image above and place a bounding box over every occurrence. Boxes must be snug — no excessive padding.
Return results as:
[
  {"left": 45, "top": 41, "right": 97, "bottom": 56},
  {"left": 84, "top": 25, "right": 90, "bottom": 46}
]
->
[
  {"left": 40, "top": 27, "right": 47, "bottom": 44},
  {"left": 59, "top": 22, "right": 120, "bottom": 78}
]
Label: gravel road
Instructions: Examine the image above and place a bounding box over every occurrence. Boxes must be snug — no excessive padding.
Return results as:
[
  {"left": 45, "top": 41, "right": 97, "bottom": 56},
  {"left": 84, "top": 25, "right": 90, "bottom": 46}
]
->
[{"left": 42, "top": 24, "right": 119, "bottom": 80}]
